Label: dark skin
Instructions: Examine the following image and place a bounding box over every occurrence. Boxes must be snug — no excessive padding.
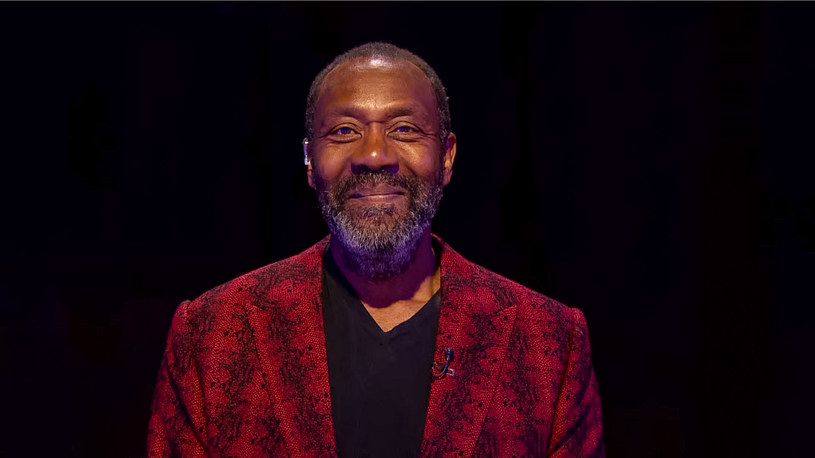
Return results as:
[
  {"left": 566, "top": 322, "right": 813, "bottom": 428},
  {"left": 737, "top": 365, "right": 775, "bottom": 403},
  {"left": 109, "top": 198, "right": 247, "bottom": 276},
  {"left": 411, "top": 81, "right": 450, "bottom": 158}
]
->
[{"left": 306, "top": 57, "right": 457, "bottom": 332}]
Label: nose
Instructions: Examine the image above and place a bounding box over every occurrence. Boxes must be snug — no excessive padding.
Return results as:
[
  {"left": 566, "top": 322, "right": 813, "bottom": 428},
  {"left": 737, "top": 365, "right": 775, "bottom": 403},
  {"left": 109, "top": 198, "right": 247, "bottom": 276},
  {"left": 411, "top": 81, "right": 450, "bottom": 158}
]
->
[{"left": 351, "top": 124, "right": 398, "bottom": 174}]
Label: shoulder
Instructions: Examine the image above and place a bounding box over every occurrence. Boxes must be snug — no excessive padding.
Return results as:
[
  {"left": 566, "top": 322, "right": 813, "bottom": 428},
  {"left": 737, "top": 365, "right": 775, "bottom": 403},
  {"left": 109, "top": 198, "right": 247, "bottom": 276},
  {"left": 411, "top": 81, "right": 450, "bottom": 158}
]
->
[
  {"left": 167, "top": 238, "right": 328, "bottom": 345},
  {"left": 436, "top": 235, "right": 588, "bottom": 337}
]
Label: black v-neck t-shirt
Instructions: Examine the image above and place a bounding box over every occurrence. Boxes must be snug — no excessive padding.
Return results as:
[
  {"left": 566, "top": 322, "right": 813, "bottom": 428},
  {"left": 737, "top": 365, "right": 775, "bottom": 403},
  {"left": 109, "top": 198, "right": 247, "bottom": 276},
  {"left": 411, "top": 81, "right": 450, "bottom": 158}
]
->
[{"left": 321, "top": 253, "right": 441, "bottom": 458}]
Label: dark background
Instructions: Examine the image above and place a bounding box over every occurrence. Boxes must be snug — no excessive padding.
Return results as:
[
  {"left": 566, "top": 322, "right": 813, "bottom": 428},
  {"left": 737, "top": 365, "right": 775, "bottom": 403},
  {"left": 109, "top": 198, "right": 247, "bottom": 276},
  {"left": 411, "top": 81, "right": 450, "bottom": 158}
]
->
[{"left": 2, "top": 2, "right": 813, "bottom": 457}]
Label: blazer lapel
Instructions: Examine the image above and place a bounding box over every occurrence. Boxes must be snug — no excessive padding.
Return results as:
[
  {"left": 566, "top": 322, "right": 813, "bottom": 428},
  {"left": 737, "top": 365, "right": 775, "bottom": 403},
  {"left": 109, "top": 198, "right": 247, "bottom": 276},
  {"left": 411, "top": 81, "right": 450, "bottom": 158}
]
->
[
  {"left": 242, "top": 236, "right": 516, "bottom": 456},
  {"left": 421, "top": 239, "right": 518, "bottom": 456},
  {"left": 247, "top": 239, "right": 337, "bottom": 456}
]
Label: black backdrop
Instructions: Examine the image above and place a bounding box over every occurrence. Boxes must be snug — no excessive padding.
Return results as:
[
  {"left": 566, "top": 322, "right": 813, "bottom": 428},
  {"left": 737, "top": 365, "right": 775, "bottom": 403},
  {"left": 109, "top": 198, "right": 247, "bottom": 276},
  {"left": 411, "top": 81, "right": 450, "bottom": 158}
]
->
[{"left": 2, "top": 2, "right": 813, "bottom": 457}]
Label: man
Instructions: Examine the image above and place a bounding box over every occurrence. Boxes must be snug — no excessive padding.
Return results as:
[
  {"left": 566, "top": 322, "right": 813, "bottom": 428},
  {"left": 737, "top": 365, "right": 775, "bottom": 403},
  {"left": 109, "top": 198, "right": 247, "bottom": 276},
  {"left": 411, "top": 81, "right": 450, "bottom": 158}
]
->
[{"left": 148, "top": 42, "right": 604, "bottom": 457}]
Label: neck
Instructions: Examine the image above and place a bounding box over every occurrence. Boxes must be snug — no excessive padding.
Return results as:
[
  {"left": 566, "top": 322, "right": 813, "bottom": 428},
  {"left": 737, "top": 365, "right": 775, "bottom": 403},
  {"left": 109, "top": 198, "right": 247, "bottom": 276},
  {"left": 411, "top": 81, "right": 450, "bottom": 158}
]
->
[{"left": 329, "top": 230, "right": 440, "bottom": 309}]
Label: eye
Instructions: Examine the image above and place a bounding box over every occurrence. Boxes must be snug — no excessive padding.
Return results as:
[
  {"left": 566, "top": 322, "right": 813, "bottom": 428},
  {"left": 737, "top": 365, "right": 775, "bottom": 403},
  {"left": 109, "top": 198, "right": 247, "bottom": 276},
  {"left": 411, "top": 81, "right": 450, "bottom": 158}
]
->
[
  {"left": 390, "top": 124, "right": 422, "bottom": 138},
  {"left": 326, "top": 125, "right": 360, "bottom": 142},
  {"left": 389, "top": 124, "right": 423, "bottom": 142}
]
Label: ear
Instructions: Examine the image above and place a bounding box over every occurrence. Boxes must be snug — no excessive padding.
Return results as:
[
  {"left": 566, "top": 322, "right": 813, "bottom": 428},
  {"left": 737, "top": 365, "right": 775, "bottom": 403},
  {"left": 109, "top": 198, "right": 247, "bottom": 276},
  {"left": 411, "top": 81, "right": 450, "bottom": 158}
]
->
[
  {"left": 442, "top": 132, "right": 457, "bottom": 187},
  {"left": 304, "top": 138, "right": 316, "bottom": 189}
]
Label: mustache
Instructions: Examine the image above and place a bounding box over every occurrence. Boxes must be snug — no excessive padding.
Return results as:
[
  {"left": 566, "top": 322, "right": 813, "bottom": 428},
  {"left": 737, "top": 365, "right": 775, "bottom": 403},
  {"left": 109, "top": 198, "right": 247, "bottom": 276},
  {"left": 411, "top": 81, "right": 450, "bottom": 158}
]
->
[{"left": 332, "top": 172, "right": 418, "bottom": 201}]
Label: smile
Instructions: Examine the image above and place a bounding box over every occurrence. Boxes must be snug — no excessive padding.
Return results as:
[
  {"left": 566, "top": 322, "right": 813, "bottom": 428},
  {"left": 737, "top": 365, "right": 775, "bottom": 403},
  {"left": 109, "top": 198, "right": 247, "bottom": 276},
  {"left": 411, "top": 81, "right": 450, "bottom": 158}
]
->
[{"left": 348, "top": 185, "right": 406, "bottom": 200}]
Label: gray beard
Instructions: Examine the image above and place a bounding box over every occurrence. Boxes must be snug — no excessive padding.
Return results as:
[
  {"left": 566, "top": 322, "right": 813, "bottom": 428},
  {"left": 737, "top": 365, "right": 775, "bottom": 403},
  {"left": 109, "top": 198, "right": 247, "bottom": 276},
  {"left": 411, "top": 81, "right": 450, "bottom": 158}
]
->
[{"left": 314, "top": 170, "right": 443, "bottom": 280}]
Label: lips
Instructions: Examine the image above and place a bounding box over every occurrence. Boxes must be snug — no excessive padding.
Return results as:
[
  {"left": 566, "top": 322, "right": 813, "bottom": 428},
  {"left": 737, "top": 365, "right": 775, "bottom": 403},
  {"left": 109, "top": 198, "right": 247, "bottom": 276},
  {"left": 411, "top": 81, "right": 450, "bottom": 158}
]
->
[{"left": 347, "top": 184, "right": 406, "bottom": 199}]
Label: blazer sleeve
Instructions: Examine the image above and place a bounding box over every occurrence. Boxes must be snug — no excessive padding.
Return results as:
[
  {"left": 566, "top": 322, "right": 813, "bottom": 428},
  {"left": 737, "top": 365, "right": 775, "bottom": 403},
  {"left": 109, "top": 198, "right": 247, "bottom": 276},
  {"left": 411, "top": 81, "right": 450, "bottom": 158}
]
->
[
  {"left": 147, "top": 301, "right": 208, "bottom": 457},
  {"left": 547, "top": 308, "right": 605, "bottom": 457}
]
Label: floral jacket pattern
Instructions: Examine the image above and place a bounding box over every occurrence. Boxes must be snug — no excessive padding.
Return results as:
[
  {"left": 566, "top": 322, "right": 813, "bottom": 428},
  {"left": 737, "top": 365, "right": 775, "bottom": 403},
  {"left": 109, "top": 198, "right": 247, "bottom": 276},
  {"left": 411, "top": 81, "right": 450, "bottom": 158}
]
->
[{"left": 148, "top": 235, "right": 605, "bottom": 457}]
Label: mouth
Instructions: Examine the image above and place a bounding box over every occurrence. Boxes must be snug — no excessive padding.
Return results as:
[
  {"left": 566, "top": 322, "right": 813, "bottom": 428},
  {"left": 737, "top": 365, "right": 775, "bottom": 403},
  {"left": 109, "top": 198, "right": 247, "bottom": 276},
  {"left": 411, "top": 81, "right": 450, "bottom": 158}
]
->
[{"left": 347, "top": 185, "right": 406, "bottom": 200}]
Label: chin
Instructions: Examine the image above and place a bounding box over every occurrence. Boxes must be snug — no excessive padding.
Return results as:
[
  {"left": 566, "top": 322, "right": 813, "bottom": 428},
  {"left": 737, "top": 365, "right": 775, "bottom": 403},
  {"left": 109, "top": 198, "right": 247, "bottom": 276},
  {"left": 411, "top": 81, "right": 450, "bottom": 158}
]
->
[{"left": 334, "top": 226, "right": 423, "bottom": 280}]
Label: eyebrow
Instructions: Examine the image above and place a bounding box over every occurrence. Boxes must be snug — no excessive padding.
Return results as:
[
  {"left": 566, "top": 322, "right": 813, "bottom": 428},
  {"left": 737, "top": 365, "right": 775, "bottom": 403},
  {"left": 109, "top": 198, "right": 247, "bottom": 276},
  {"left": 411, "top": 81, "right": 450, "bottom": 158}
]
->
[
  {"left": 323, "top": 104, "right": 425, "bottom": 121},
  {"left": 384, "top": 106, "right": 419, "bottom": 118}
]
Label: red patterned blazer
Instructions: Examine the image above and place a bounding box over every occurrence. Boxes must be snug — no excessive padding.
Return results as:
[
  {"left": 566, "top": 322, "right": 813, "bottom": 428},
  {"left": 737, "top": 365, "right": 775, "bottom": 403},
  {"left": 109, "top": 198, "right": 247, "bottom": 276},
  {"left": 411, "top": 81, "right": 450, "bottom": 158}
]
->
[{"left": 148, "top": 235, "right": 604, "bottom": 457}]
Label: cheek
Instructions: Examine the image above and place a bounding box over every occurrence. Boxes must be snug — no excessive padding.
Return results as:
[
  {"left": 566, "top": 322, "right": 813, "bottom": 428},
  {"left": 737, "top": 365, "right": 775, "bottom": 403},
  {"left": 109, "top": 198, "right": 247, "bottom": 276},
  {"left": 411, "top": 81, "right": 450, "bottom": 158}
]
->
[
  {"left": 401, "top": 145, "right": 444, "bottom": 175},
  {"left": 312, "top": 150, "right": 348, "bottom": 179}
]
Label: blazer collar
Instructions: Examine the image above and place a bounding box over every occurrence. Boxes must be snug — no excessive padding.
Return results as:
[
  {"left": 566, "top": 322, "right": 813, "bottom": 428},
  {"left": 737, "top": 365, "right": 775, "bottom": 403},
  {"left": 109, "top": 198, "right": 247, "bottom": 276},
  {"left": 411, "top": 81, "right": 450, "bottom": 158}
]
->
[
  {"left": 247, "top": 237, "right": 337, "bottom": 456},
  {"left": 421, "top": 235, "right": 518, "bottom": 455}
]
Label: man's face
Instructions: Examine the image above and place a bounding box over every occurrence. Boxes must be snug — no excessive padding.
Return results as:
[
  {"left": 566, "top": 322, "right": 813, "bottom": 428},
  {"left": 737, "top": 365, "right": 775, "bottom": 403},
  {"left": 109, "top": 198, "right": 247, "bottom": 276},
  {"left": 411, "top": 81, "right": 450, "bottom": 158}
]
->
[{"left": 307, "top": 57, "right": 456, "bottom": 277}]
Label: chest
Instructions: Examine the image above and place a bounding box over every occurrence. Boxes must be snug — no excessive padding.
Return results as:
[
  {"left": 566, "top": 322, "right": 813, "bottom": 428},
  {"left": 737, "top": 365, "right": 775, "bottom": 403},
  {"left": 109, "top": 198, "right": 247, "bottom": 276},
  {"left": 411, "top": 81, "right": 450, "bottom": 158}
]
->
[{"left": 362, "top": 299, "right": 428, "bottom": 332}]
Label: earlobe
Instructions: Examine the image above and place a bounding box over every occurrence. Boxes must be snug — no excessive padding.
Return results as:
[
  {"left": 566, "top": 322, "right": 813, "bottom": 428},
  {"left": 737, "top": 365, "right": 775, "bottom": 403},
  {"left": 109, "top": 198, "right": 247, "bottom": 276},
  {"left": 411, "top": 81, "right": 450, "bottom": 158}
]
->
[
  {"left": 304, "top": 138, "right": 315, "bottom": 189},
  {"left": 302, "top": 138, "right": 311, "bottom": 166},
  {"left": 443, "top": 132, "right": 457, "bottom": 186}
]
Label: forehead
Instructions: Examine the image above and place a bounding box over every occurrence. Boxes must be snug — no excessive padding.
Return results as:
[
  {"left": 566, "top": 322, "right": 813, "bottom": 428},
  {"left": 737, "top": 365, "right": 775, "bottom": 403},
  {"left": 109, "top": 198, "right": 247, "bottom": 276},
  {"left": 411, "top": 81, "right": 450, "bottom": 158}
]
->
[{"left": 314, "top": 57, "right": 438, "bottom": 123}]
